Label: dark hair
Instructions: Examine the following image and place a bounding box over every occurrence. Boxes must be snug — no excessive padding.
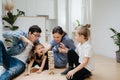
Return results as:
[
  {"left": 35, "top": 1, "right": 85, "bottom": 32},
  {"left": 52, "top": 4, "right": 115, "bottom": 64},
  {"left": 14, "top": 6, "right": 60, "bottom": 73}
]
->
[
  {"left": 29, "top": 25, "right": 42, "bottom": 34},
  {"left": 76, "top": 24, "right": 91, "bottom": 40},
  {"left": 28, "top": 42, "right": 44, "bottom": 62},
  {"left": 32, "top": 42, "right": 44, "bottom": 52},
  {"left": 52, "top": 26, "right": 66, "bottom": 35}
]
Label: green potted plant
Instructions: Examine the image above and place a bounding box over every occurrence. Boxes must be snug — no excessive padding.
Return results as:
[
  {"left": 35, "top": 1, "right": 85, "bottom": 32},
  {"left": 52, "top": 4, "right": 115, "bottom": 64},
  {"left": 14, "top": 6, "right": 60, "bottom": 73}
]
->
[
  {"left": 2, "top": 0, "right": 25, "bottom": 30},
  {"left": 2, "top": 9, "right": 25, "bottom": 30},
  {"left": 76, "top": 19, "right": 81, "bottom": 26},
  {"left": 74, "top": 19, "right": 81, "bottom": 30},
  {"left": 110, "top": 28, "right": 120, "bottom": 62}
]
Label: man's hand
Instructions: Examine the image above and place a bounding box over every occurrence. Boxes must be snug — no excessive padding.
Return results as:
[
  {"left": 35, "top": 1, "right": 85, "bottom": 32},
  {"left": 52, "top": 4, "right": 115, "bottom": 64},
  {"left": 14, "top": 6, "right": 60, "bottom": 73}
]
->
[{"left": 20, "top": 36, "right": 33, "bottom": 46}]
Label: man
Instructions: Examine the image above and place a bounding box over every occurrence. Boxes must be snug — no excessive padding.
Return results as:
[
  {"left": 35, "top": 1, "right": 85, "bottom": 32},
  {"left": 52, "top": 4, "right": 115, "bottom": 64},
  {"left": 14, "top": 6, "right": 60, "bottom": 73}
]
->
[{"left": 0, "top": 25, "right": 42, "bottom": 80}]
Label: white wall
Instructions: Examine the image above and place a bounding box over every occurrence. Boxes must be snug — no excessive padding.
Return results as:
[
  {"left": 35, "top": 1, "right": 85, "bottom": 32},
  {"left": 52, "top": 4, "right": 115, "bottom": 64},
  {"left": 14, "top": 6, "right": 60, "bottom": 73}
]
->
[
  {"left": 14, "top": 16, "right": 47, "bottom": 43},
  {"left": 91, "top": 0, "right": 120, "bottom": 58},
  {"left": 2, "top": 0, "right": 82, "bottom": 36},
  {"left": 68, "top": 0, "right": 82, "bottom": 35},
  {"left": 8, "top": 0, "right": 56, "bottom": 19},
  {"left": 0, "top": 0, "right": 2, "bottom": 40},
  {"left": 56, "top": 0, "right": 67, "bottom": 30}
]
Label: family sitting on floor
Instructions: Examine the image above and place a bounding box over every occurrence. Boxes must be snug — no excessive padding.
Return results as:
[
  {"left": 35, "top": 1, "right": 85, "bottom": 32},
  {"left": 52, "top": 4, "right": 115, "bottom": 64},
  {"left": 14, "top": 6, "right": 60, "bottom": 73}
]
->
[{"left": 0, "top": 24, "right": 94, "bottom": 80}]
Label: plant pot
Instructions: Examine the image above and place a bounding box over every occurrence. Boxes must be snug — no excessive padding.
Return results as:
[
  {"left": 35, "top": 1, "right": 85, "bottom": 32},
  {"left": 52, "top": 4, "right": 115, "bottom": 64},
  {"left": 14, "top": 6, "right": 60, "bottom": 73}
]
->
[{"left": 116, "top": 50, "right": 120, "bottom": 63}]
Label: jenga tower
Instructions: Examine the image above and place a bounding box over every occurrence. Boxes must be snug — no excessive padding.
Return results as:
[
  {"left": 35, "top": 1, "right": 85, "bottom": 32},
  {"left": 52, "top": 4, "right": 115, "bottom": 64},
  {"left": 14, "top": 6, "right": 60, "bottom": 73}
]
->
[{"left": 48, "top": 51, "right": 55, "bottom": 75}]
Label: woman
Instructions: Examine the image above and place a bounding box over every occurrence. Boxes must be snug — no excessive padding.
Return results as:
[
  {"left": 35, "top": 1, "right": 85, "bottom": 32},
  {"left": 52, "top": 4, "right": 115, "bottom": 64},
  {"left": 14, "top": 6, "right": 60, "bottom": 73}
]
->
[{"left": 49, "top": 26, "right": 76, "bottom": 68}]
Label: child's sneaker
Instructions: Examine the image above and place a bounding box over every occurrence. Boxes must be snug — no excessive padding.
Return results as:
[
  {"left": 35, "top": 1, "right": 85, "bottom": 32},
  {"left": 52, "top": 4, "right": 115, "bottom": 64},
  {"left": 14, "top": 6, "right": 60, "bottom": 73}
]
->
[{"left": 61, "top": 66, "right": 73, "bottom": 75}]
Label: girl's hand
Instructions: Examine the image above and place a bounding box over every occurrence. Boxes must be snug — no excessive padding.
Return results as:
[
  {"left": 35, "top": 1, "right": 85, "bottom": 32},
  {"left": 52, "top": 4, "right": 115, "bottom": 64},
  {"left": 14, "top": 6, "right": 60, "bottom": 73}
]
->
[
  {"left": 41, "top": 48, "right": 48, "bottom": 54},
  {"left": 24, "top": 72, "right": 30, "bottom": 76},
  {"left": 66, "top": 70, "right": 75, "bottom": 79},
  {"left": 43, "top": 43, "right": 50, "bottom": 50},
  {"left": 36, "top": 68, "right": 42, "bottom": 74}
]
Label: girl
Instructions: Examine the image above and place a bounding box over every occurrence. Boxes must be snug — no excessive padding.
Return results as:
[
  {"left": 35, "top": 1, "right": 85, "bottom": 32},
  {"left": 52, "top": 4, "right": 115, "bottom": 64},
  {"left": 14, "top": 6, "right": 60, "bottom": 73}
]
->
[
  {"left": 61, "top": 24, "right": 94, "bottom": 80},
  {"left": 25, "top": 42, "right": 48, "bottom": 76},
  {"left": 49, "top": 26, "right": 76, "bottom": 68}
]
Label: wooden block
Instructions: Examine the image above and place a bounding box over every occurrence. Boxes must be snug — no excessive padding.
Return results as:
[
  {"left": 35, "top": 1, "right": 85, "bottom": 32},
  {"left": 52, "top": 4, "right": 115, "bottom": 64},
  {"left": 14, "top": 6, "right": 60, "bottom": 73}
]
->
[
  {"left": 49, "top": 70, "right": 55, "bottom": 75},
  {"left": 48, "top": 51, "right": 55, "bottom": 75}
]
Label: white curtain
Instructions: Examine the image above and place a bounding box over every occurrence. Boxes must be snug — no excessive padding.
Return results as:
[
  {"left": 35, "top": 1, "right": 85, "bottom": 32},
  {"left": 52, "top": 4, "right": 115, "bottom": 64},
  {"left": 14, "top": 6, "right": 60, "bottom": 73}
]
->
[
  {"left": 67, "top": 0, "right": 82, "bottom": 35},
  {"left": 67, "top": 0, "right": 92, "bottom": 33},
  {"left": 81, "top": 0, "right": 92, "bottom": 24}
]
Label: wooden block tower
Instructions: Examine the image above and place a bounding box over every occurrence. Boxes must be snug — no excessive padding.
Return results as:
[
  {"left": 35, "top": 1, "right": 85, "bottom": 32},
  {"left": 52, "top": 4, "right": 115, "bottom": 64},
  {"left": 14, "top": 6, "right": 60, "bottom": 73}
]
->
[{"left": 48, "top": 51, "right": 55, "bottom": 75}]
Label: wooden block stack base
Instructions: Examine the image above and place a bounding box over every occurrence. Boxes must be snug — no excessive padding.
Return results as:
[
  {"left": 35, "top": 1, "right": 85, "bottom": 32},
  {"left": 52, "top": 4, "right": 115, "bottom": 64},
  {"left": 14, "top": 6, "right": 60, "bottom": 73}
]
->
[
  {"left": 49, "top": 70, "right": 55, "bottom": 75},
  {"left": 48, "top": 51, "right": 55, "bottom": 75}
]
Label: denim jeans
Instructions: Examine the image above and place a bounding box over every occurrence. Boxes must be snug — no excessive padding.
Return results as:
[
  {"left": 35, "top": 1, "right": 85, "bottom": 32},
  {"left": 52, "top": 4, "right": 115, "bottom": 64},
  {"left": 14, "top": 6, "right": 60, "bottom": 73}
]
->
[
  {"left": 3, "top": 31, "right": 26, "bottom": 56},
  {"left": 53, "top": 49, "right": 67, "bottom": 68},
  {"left": 7, "top": 37, "right": 26, "bottom": 56},
  {"left": 0, "top": 40, "right": 25, "bottom": 80}
]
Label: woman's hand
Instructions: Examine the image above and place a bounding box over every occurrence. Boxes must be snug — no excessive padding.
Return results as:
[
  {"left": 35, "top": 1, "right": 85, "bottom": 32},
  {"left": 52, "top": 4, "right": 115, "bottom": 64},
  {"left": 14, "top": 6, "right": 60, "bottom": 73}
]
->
[
  {"left": 58, "top": 48, "right": 68, "bottom": 53},
  {"left": 60, "top": 43, "right": 66, "bottom": 49},
  {"left": 58, "top": 43, "right": 68, "bottom": 53},
  {"left": 41, "top": 48, "right": 48, "bottom": 54},
  {"left": 66, "top": 70, "right": 76, "bottom": 79}
]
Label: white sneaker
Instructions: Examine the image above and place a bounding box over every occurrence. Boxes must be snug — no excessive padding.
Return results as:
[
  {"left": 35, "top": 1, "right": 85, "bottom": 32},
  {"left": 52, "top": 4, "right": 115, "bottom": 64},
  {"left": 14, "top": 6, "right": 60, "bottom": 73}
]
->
[
  {"left": 34, "top": 65, "right": 40, "bottom": 68},
  {"left": 0, "top": 66, "right": 5, "bottom": 76}
]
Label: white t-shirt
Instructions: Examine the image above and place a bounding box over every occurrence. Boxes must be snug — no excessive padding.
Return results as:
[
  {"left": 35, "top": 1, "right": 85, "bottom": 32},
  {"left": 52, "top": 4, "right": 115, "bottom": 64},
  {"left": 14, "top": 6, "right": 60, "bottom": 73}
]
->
[
  {"left": 12, "top": 44, "right": 32, "bottom": 63},
  {"left": 75, "top": 41, "right": 94, "bottom": 71}
]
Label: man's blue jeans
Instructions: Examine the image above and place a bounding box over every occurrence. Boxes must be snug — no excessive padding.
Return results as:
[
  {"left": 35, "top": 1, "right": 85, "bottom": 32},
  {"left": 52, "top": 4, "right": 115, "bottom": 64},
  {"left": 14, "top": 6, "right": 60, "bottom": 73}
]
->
[{"left": 0, "top": 40, "right": 25, "bottom": 80}]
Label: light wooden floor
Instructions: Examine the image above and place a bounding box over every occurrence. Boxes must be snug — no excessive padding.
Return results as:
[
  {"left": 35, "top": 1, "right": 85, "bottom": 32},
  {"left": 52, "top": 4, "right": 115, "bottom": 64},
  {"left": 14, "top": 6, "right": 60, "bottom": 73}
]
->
[
  {"left": 86, "top": 54, "right": 120, "bottom": 80},
  {"left": 15, "top": 54, "right": 120, "bottom": 80}
]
